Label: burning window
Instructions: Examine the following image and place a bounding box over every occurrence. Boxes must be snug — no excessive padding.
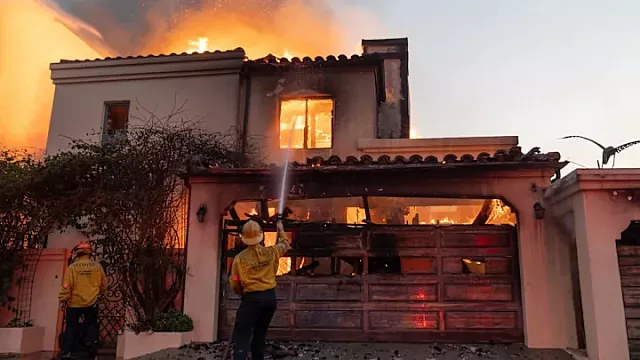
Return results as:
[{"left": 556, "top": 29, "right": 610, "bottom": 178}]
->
[
  {"left": 279, "top": 98, "right": 333, "bottom": 149},
  {"left": 268, "top": 197, "right": 364, "bottom": 223},
  {"left": 103, "top": 101, "right": 129, "bottom": 141},
  {"left": 367, "top": 197, "right": 517, "bottom": 226}
]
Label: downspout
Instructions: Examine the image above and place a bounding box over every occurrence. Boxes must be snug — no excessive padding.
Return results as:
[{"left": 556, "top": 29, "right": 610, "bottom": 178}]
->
[{"left": 240, "top": 68, "right": 252, "bottom": 156}]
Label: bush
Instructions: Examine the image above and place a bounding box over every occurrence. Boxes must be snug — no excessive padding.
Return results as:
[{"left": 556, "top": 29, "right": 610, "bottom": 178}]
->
[
  {"left": 6, "top": 317, "right": 32, "bottom": 328},
  {"left": 151, "top": 309, "right": 193, "bottom": 333}
]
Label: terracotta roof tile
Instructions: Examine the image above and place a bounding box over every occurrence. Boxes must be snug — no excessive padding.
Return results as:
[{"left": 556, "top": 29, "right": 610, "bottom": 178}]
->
[
  {"left": 56, "top": 48, "right": 380, "bottom": 67},
  {"left": 291, "top": 147, "right": 561, "bottom": 168},
  {"left": 244, "top": 53, "right": 382, "bottom": 68}
]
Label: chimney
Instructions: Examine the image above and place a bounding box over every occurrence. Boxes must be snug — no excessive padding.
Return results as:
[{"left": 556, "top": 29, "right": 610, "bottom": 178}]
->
[{"left": 362, "top": 38, "right": 410, "bottom": 139}]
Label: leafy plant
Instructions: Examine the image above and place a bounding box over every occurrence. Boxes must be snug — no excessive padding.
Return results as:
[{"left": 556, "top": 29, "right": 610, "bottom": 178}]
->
[
  {"left": 150, "top": 309, "right": 193, "bottom": 333},
  {"left": 6, "top": 316, "right": 33, "bottom": 328}
]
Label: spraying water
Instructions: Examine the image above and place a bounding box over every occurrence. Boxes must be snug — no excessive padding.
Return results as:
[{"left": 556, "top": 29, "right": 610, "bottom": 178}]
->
[{"left": 277, "top": 117, "right": 300, "bottom": 217}]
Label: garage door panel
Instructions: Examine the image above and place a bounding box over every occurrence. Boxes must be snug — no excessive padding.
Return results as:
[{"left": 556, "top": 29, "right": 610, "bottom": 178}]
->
[
  {"left": 369, "top": 311, "right": 439, "bottom": 329},
  {"left": 295, "top": 310, "right": 362, "bottom": 329},
  {"left": 442, "top": 232, "right": 511, "bottom": 248},
  {"left": 440, "top": 248, "right": 512, "bottom": 257},
  {"left": 369, "top": 231, "right": 438, "bottom": 249},
  {"left": 442, "top": 257, "right": 513, "bottom": 275},
  {"left": 295, "top": 283, "right": 362, "bottom": 301},
  {"left": 219, "top": 225, "right": 522, "bottom": 343},
  {"left": 446, "top": 312, "right": 518, "bottom": 330},
  {"left": 223, "top": 309, "right": 290, "bottom": 328},
  {"left": 369, "top": 284, "right": 437, "bottom": 301},
  {"left": 400, "top": 257, "right": 437, "bottom": 273},
  {"left": 444, "top": 284, "right": 514, "bottom": 302}
]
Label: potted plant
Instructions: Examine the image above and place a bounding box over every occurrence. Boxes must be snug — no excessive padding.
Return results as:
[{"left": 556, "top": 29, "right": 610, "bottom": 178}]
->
[
  {"left": 0, "top": 310, "right": 44, "bottom": 355},
  {"left": 116, "top": 309, "right": 194, "bottom": 359}
]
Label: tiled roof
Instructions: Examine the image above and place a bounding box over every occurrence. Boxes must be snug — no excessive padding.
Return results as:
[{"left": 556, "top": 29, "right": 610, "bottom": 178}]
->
[
  {"left": 245, "top": 53, "right": 382, "bottom": 68},
  {"left": 293, "top": 147, "right": 561, "bottom": 168},
  {"left": 192, "top": 146, "right": 565, "bottom": 177},
  {"left": 56, "top": 48, "right": 380, "bottom": 68},
  {"left": 58, "top": 48, "right": 245, "bottom": 64}
]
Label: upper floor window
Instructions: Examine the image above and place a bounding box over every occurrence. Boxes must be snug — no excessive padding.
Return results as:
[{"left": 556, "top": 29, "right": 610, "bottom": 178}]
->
[
  {"left": 279, "top": 97, "right": 333, "bottom": 149},
  {"left": 102, "top": 101, "right": 130, "bottom": 142}
]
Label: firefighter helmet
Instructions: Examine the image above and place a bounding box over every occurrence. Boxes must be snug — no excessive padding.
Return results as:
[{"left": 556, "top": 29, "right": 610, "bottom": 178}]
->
[
  {"left": 241, "top": 220, "right": 264, "bottom": 246},
  {"left": 74, "top": 241, "right": 93, "bottom": 256}
]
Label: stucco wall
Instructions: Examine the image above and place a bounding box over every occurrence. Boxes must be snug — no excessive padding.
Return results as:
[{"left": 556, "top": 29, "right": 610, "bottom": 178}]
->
[
  {"left": 245, "top": 69, "right": 378, "bottom": 164},
  {"left": 545, "top": 169, "right": 640, "bottom": 360},
  {"left": 46, "top": 75, "right": 241, "bottom": 154}
]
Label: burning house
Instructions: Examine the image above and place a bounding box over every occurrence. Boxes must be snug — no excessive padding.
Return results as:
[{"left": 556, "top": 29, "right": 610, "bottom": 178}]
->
[{"left": 32, "top": 36, "right": 640, "bottom": 360}]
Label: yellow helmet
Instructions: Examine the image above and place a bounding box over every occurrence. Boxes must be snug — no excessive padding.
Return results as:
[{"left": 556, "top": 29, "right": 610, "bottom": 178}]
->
[
  {"left": 74, "top": 241, "right": 93, "bottom": 256},
  {"left": 241, "top": 220, "right": 263, "bottom": 246}
]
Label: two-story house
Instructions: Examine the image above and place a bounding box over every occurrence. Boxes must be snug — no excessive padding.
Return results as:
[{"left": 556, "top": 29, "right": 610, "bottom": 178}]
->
[{"left": 42, "top": 37, "right": 635, "bottom": 360}]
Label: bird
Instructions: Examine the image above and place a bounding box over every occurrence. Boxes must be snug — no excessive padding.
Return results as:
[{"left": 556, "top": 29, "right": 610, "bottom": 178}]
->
[{"left": 560, "top": 135, "right": 640, "bottom": 168}]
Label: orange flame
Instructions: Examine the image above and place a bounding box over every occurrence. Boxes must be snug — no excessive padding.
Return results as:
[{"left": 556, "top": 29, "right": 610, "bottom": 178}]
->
[
  {"left": 144, "top": 1, "right": 359, "bottom": 59},
  {"left": 1, "top": 0, "right": 374, "bottom": 150},
  {"left": 0, "top": 0, "right": 102, "bottom": 150}
]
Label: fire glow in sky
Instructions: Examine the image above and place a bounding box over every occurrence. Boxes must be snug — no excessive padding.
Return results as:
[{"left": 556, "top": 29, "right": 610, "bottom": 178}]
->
[{"left": 0, "top": 0, "right": 373, "bottom": 150}]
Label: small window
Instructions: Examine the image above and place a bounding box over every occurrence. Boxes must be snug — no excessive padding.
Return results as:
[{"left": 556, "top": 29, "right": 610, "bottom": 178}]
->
[
  {"left": 103, "top": 101, "right": 130, "bottom": 141},
  {"left": 279, "top": 98, "right": 333, "bottom": 149}
]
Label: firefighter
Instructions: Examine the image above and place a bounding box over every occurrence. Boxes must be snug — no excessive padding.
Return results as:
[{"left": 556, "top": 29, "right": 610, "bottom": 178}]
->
[
  {"left": 58, "top": 242, "right": 107, "bottom": 359},
  {"left": 229, "top": 219, "right": 290, "bottom": 360}
]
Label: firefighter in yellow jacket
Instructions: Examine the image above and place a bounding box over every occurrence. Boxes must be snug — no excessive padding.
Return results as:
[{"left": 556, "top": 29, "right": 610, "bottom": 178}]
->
[
  {"left": 229, "top": 219, "right": 290, "bottom": 360},
  {"left": 58, "top": 242, "right": 107, "bottom": 359}
]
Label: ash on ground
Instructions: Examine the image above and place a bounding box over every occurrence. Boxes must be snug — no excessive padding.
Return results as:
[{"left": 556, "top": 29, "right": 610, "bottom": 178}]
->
[{"left": 137, "top": 341, "right": 575, "bottom": 360}]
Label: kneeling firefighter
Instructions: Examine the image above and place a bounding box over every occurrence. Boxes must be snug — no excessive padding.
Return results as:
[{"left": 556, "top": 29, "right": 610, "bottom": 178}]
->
[
  {"left": 229, "top": 219, "right": 290, "bottom": 360},
  {"left": 58, "top": 242, "right": 107, "bottom": 359}
]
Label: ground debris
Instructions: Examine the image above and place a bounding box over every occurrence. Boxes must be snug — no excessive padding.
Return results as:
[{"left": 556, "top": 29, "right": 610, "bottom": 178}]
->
[{"left": 132, "top": 341, "right": 575, "bottom": 360}]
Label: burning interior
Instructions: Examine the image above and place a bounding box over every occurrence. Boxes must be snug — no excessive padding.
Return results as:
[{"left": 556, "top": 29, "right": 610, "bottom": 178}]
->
[{"left": 223, "top": 197, "right": 516, "bottom": 276}]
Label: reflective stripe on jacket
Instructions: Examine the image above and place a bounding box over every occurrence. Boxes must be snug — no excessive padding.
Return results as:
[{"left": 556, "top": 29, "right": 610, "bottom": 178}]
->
[
  {"left": 58, "top": 256, "right": 107, "bottom": 308},
  {"left": 229, "top": 231, "right": 290, "bottom": 296}
]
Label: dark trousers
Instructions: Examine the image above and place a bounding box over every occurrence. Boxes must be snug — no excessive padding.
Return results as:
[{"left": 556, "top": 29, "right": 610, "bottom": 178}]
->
[
  {"left": 232, "top": 289, "right": 277, "bottom": 360},
  {"left": 62, "top": 304, "right": 99, "bottom": 356}
]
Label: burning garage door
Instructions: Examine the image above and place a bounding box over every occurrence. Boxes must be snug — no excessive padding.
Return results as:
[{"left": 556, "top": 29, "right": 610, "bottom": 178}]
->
[{"left": 218, "top": 197, "right": 523, "bottom": 343}]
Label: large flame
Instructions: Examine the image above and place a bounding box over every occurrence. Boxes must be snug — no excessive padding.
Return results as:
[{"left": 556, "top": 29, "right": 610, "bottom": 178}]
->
[
  {"left": 0, "top": 0, "right": 370, "bottom": 150},
  {"left": 142, "top": 0, "right": 358, "bottom": 60},
  {"left": 0, "top": 0, "right": 103, "bottom": 151}
]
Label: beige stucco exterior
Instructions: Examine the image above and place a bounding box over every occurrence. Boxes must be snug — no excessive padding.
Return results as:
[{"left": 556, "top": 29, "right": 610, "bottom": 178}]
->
[
  {"left": 545, "top": 169, "right": 640, "bottom": 360},
  {"left": 46, "top": 51, "right": 245, "bottom": 155}
]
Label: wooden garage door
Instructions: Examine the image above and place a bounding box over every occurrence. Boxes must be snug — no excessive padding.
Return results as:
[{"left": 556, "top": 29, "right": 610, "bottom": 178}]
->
[{"left": 219, "top": 223, "right": 523, "bottom": 343}]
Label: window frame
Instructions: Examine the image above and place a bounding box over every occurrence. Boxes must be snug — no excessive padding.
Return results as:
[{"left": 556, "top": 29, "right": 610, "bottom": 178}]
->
[
  {"left": 102, "top": 100, "right": 131, "bottom": 143},
  {"left": 277, "top": 95, "right": 334, "bottom": 150}
]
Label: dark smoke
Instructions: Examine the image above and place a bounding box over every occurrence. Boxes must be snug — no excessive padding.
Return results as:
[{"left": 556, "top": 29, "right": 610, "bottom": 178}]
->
[{"left": 54, "top": 0, "right": 338, "bottom": 56}]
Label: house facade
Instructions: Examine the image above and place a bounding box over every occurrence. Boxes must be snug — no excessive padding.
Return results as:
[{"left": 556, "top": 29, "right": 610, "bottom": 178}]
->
[{"left": 29, "top": 37, "right": 640, "bottom": 360}]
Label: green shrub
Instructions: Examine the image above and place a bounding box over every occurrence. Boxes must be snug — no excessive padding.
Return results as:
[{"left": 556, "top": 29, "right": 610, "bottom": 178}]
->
[
  {"left": 151, "top": 309, "right": 193, "bottom": 333},
  {"left": 6, "top": 317, "right": 32, "bottom": 328}
]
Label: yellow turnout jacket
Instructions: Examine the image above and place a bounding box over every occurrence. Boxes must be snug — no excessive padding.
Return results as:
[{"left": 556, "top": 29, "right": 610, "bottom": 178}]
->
[
  {"left": 229, "top": 231, "right": 290, "bottom": 296},
  {"left": 58, "top": 255, "right": 107, "bottom": 308}
]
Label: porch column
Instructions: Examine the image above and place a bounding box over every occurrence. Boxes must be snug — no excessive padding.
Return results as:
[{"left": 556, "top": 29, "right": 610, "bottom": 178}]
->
[
  {"left": 515, "top": 203, "right": 559, "bottom": 348},
  {"left": 572, "top": 192, "right": 629, "bottom": 360},
  {"left": 183, "top": 181, "right": 224, "bottom": 342}
]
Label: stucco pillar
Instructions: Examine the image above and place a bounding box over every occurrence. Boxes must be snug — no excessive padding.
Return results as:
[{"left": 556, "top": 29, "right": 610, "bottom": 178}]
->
[
  {"left": 183, "top": 181, "right": 223, "bottom": 342},
  {"left": 543, "top": 217, "right": 579, "bottom": 349},
  {"left": 515, "top": 203, "right": 558, "bottom": 348},
  {"left": 572, "top": 192, "right": 629, "bottom": 360}
]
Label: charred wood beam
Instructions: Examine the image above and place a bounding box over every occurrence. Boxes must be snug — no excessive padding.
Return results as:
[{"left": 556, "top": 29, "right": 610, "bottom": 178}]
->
[
  {"left": 363, "top": 196, "right": 371, "bottom": 223},
  {"left": 295, "top": 260, "right": 320, "bottom": 276},
  {"left": 472, "top": 199, "right": 494, "bottom": 225}
]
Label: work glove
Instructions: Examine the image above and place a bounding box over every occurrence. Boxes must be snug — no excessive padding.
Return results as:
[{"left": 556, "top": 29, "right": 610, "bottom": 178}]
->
[{"left": 276, "top": 219, "right": 285, "bottom": 233}]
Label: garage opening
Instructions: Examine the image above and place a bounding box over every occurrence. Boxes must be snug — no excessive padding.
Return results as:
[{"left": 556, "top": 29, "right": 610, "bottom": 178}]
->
[{"left": 218, "top": 197, "right": 522, "bottom": 343}]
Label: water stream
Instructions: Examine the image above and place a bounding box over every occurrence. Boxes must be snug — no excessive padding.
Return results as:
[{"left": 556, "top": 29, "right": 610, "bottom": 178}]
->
[{"left": 277, "top": 117, "right": 300, "bottom": 217}]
